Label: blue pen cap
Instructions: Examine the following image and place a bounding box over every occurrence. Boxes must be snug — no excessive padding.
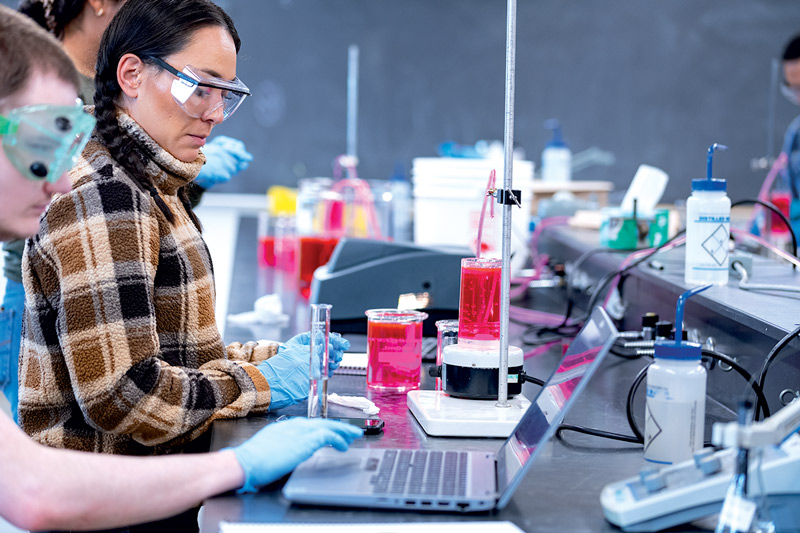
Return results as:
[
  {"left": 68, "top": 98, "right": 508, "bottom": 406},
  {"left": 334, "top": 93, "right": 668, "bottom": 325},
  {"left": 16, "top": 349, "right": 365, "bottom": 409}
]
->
[
  {"left": 654, "top": 340, "right": 702, "bottom": 360},
  {"left": 691, "top": 178, "right": 727, "bottom": 191}
]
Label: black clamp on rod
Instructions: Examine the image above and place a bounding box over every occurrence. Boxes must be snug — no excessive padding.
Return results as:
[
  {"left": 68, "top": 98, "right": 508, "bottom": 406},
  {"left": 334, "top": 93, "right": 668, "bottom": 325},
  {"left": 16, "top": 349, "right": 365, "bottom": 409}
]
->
[{"left": 495, "top": 188, "right": 522, "bottom": 207}]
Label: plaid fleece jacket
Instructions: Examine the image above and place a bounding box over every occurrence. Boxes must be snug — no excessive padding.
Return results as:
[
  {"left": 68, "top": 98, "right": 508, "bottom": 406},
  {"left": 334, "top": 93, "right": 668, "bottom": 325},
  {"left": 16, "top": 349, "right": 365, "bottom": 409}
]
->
[{"left": 19, "top": 113, "right": 277, "bottom": 456}]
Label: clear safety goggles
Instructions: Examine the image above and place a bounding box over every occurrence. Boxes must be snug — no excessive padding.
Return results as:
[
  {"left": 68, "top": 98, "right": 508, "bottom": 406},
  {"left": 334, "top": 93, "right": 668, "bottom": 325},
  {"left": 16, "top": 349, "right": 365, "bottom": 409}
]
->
[
  {"left": 781, "top": 80, "right": 800, "bottom": 106},
  {"left": 151, "top": 57, "right": 250, "bottom": 121},
  {"left": 0, "top": 102, "right": 96, "bottom": 183}
]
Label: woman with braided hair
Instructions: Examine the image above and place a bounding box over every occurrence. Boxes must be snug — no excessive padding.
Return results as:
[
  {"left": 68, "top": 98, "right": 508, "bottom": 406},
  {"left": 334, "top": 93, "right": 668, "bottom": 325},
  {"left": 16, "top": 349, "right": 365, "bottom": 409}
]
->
[
  {"left": 19, "top": 1, "right": 348, "bottom": 530},
  {"left": 2, "top": 0, "right": 252, "bottom": 422},
  {"left": 0, "top": 5, "right": 360, "bottom": 532}
]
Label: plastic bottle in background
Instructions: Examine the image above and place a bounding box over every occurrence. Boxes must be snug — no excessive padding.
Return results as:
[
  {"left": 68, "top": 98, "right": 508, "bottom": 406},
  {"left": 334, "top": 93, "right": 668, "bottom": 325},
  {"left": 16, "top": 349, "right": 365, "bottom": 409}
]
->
[
  {"left": 541, "top": 119, "right": 571, "bottom": 182},
  {"left": 644, "top": 285, "right": 710, "bottom": 464},
  {"left": 685, "top": 143, "right": 731, "bottom": 286},
  {"left": 389, "top": 162, "right": 413, "bottom": 242}
]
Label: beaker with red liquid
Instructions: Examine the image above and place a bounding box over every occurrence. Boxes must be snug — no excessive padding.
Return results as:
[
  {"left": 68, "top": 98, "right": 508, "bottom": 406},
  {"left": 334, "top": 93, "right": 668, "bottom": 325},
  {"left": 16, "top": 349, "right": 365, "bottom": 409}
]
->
[
  {"left": 297, "top": 236, "right": 339, "bottom": 298},
  {"left": 458, "top": 257, "right": 502, "bottom": 349},
  {"left": 769, "top": 191, "right": 792, "bottom": 234},
  {"left": 257, "top": 211, "right": 276, "bottom": 268},
  {"left": 366, "top": 309, "right": 428, "bottom": 391}
]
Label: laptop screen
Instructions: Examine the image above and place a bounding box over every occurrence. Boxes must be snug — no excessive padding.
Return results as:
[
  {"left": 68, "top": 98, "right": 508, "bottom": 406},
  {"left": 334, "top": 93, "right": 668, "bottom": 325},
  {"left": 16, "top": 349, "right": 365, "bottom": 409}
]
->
[{"left": 496, "top": 306, "right": 618, "bottom": 509}]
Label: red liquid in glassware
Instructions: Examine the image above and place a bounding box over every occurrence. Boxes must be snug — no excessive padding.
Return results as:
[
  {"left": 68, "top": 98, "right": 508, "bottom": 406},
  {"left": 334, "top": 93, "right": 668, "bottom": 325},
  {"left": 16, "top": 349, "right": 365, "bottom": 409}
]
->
[
  {"left": 275, "top": 236, "right": 296, "bottom": 272},
  {"left": 458, "top": 265, "right": 501, "bottom": 345},
  {"left": 298, "top": 236, "right": 339, "bottom": 298},
  {"left": 367, "top": 320, "right": 422, "bottom": 391},
  {"left": 258, "top": 236, "right": 276, "bottom": 268},
  {"left": 769, "top": 192, "right": 791, "bottom": 234}
]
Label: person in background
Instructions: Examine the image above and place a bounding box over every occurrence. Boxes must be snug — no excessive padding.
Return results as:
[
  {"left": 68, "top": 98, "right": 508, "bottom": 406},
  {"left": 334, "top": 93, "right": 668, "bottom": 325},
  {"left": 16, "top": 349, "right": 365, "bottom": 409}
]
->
[
  {"left": 0, "top": 0, "right": 252, "bottom": 421},
  {"left": 0, "top": 5, "right": 362, "bottom": 531},
  {"left": 782, "top": 34, "right": 800, "bottom": 237}
]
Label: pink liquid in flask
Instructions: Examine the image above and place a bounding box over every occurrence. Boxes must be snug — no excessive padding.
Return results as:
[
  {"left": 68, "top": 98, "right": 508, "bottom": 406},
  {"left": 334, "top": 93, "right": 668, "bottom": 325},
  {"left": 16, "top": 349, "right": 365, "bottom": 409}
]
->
[
  {"left": 458, "top": 257, "right": 501, "bottom": 348},
  {"left": 366, "top": 309, "right": 427, "bottom": 391}
]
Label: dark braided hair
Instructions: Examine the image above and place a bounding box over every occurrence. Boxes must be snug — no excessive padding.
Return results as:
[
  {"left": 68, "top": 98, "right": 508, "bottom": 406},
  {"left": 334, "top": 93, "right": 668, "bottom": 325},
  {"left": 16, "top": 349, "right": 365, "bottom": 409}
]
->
[
  {"left": 18, "top": 0, "right": 86, "bottom": 38},
  {"left": 18, "top": 0, "right": 125, "bottom": 39},
  {"left": 93, "top": 0, "right": 241, "bottom": 230}
]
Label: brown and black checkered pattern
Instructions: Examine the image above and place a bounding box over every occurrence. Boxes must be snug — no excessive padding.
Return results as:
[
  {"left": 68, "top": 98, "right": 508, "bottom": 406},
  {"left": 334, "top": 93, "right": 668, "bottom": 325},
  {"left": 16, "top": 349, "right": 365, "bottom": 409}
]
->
[{"left": 19, "top": 113, "right": 277, "bottom": 456}]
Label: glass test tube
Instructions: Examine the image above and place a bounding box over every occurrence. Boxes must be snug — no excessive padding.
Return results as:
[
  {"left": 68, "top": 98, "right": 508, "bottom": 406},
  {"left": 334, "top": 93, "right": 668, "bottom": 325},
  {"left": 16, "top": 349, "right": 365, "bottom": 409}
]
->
[
  {"left": 435, "top": 319, "right": 459, "bottom": 391},
  {"left": 308, "top": 303, "right": 332, "bottom": 418}
]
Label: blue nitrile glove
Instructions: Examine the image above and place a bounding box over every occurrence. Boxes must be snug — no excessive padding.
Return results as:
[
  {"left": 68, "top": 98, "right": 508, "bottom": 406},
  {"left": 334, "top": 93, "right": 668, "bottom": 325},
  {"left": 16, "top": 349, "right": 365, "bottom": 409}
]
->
[
  {"left": 282, "top": 331, "right": 350, "bottom": 372},
  {"left": 328, "top": 332, "right": 350, "bottom": 370},
  {"left": 258, "top": 331, "right": 352, "bottom": 410},
  {"left": 194, "top": 135, "right": 253, "bottom": 189},
  {"left": 227, "top": 417, "right": 363, "bottom": 493}
]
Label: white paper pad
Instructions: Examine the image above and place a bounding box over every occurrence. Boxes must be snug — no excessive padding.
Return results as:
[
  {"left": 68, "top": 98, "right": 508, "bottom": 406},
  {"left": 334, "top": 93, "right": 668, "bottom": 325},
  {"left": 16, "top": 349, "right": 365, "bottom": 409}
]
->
[
  {"left": 334, "top": 352, "right": 368, "bottom": 375},
  {"left": 220, "top": 521, "right": 525, "bottom": 533}
]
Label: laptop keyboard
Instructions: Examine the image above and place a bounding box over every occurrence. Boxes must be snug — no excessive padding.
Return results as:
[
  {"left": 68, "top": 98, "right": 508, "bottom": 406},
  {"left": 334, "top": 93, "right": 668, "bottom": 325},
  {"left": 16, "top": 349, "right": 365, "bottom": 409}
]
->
[{"left": 370, "top": 450, "right": 469, "bottom": 496}]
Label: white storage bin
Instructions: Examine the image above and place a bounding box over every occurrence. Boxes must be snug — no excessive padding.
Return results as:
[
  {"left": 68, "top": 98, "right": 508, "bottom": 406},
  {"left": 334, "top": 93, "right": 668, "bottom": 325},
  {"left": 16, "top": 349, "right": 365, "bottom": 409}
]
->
[{"left": 412, "top": 157, "right": 534, "bottom": 274}]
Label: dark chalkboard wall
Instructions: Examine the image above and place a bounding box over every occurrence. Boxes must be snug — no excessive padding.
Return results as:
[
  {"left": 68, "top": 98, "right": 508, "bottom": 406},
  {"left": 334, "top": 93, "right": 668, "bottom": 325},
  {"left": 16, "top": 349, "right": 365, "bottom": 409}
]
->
[{"left": 6, "top": 0, "right": 800, "bottom": 203}]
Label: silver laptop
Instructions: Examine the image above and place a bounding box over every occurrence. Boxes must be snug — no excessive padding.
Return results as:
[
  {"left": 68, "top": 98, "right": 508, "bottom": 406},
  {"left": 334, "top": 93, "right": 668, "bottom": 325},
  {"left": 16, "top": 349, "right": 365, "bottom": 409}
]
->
[{"left": 283, "top": 306, "right": 618, "bottom": 513}]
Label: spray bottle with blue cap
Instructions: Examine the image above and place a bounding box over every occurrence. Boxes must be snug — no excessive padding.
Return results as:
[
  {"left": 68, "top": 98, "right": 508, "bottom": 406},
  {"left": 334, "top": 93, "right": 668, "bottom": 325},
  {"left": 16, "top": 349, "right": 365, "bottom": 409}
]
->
[
  {"left": 541, "top": 119, "right": 571, "bottom": 182},
  {"left": 644, "top": 285, "right": 711, "bottom": 464},
  {"left": 685, "top": 143, "right": 731, "bottom": 286}
]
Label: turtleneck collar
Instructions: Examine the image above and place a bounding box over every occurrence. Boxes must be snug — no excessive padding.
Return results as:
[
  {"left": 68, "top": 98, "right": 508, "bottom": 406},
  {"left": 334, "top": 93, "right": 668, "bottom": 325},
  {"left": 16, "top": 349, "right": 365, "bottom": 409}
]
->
[{"left": 116, "top": 112, "right": 206, "bottom": 196}]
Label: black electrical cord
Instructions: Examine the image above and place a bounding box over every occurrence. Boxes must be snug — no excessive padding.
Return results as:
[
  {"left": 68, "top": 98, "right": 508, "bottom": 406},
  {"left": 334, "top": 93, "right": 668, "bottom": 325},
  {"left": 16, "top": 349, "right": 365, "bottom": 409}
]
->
[
  {"left": 557, "top": 360, "right": 646, "bottom": 445},
  {"left": 731, "top": 199, "right": 798, "bottom": 263},
  {"left": 522, "top": 250, "right": 625, "bottom": 342},
  {"left": 626, "top": 364, "right": 648, "bottom": 442},
  {"left": 577, "top": 230, "right": 687, "bottom": 323},
  {"left": 754, "top": 324, "right": 800, "bottom": 420},
  {"left": 519, "top": 371, "right": 545, "bottom": 387},
  {"left": 559, "top": 247, "right": 627, "bottom": 328},
  {"left": 557, "top": 347, "right": 771, "bottom": 446},
  {"left": 556, "top": 423, "right": 642, "bottom": 443},
  {"left": 520, "top": 322, "right": 581, "bottom": 346}
]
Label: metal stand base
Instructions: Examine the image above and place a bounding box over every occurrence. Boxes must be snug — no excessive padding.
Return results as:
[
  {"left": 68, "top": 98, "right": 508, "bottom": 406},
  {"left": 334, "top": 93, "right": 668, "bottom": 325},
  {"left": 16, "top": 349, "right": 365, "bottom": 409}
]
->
[{"left": 407, "top": 390, "right": 531, "bottom": 438}]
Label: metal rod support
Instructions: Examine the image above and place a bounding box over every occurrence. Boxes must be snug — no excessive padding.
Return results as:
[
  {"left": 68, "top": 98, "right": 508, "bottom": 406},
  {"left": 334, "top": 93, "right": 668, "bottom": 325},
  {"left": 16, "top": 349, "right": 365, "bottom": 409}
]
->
[
  {"left": 347, "top": 44, "right": 359, "bottom": 158},
  {"left": 497, "top": 0, "right": 517, "bottom": 408}
]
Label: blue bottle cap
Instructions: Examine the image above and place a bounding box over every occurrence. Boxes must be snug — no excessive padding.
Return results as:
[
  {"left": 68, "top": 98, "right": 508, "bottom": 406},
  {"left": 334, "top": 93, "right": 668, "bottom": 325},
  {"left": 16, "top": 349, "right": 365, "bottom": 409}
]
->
[
  {"left": 691, "top": 178, "right": 727, "bottom": 191},
  {"left": 544, "top": 119, "right": 568, "bottom": 149},
  {"left": 654, "top": 340, "right": 702, "bottom": 360}
]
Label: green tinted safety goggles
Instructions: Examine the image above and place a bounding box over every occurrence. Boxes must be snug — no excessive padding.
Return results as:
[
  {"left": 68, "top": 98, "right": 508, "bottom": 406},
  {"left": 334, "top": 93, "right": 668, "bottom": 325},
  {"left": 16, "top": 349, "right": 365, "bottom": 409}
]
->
[{"left": 0, "top": 102, "right": 96, "bottom": 183}]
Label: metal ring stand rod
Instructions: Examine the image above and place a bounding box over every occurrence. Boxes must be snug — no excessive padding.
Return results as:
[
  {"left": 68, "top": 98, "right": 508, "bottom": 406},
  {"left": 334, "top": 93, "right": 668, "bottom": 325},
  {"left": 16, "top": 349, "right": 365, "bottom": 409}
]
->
[{"left": 497, "top": 0, "right": 517, "bottom": 408}]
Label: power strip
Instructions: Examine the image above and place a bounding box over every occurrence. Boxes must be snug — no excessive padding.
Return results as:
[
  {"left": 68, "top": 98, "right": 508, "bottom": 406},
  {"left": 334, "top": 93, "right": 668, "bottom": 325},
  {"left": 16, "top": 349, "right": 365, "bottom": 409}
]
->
[{"left": 600, "top": 434, "right": 800, "bottom": 532}]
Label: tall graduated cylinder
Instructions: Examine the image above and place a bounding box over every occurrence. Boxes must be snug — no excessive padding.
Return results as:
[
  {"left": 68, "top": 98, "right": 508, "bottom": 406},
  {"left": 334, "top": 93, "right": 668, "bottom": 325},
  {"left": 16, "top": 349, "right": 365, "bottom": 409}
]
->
[
  {"left": 308, "top": 304, "right": 331, "bottom": 418},
  {"left": 684, "top": 179, "right": 730, "bottom": 286},
  {"left": 458, "top": 257, "right": 502, "bottom": 349}
]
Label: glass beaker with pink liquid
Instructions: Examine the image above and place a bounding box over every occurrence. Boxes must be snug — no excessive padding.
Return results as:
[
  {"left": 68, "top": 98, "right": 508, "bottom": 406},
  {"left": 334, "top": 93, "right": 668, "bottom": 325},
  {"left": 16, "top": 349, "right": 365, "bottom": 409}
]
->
[
  {"left": 435, "top": 319, "right": 458, "bottom": 391},
  {"left": 365, "top": 309, "right": 428, "bottom": 391},
  {"left": 458, "top": 257, "right": 502, "bottom": 349}
]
